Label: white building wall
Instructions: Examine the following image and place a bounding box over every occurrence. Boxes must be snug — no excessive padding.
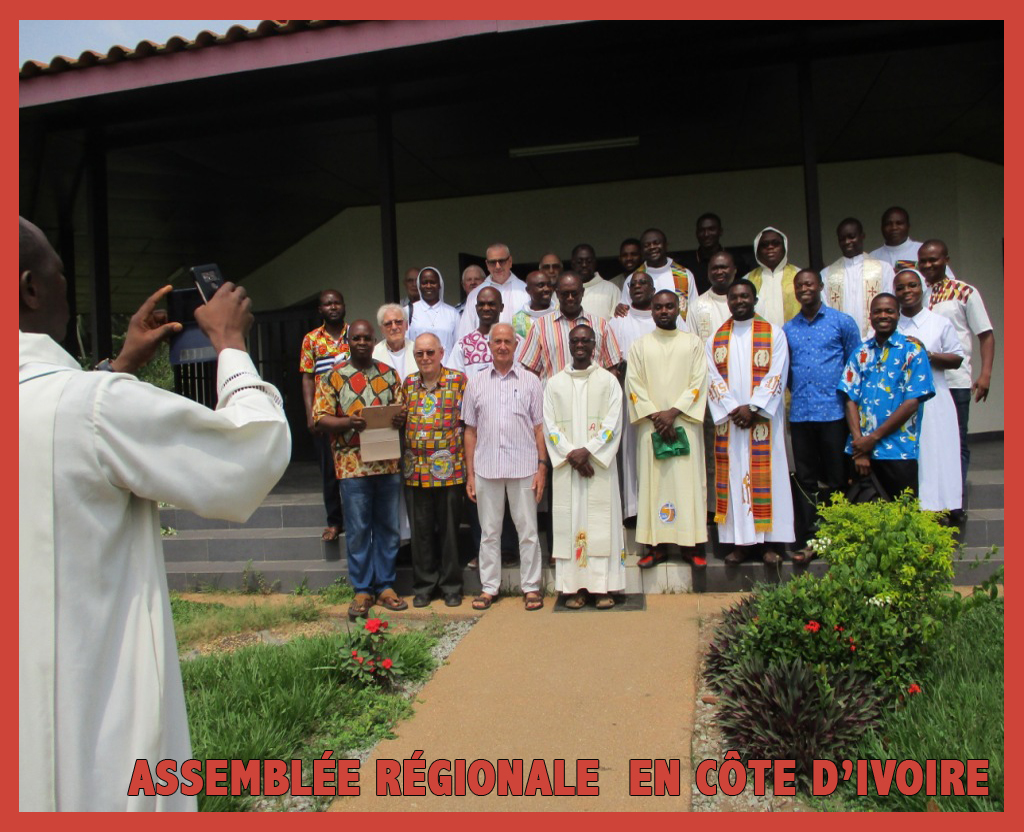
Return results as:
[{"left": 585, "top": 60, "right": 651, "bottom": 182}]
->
[{"left": 245, "top": 152, "right": 1002, "bottom": 431}]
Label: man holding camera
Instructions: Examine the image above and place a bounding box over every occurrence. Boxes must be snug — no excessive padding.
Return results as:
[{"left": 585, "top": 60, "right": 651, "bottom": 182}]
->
[{"left": 19, "top": 216, "right": 291, "bottom": 810}]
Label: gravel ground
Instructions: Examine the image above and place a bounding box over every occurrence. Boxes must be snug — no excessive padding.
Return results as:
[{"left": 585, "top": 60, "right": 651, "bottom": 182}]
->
[
  {"left": 690, "top": 615, "right": 809, "bottom": 813},
  {"left": 249, "top": 617, "right": 477, "bottom": 812}
]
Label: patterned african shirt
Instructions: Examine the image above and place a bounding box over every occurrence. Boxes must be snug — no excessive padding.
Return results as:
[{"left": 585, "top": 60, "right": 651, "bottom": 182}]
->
[
  {"left": 299, "top": 323, "right": 349, "bottom": 377},
  {"left": 313, "top": 359, "right": 405, "bottom": 478},
  {"left": 837, "top": 331, "right": 935, "bottom": 460},
  {"left": 401, "top": 368, "right": 468, "bottom": 487}
]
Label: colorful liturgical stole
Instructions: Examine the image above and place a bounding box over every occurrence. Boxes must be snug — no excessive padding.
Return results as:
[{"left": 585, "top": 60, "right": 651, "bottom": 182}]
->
[
  {"left": 635, "top": 262, "right": 694, "bottom": 320},
  {"left": 712, "top": 317, "right": 774, "bottom": 530}
]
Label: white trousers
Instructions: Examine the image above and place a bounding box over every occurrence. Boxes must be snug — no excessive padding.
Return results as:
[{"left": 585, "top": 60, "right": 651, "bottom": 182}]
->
[{"left": 475, "top": 474, "right": 542, "bottom": 595}]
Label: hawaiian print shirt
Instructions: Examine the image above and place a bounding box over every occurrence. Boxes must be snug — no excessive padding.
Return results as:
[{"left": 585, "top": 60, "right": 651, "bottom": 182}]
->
[
  {"left": 401, "top": 368, "right": 468, "bottom": 488},
  {"left": 837, "top": 331, "right": 934, "bottom": 460},
  {"left": 314, "top": 359, "right": 405, "bottom": 478},
  {"left": 299, "top": 324, "right": 349, "bottom": 377}
]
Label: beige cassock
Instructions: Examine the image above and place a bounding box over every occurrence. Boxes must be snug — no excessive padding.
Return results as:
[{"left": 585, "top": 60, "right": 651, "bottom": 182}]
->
[{"left": 625, "top": 327, "right": 709, "bottom": 547}]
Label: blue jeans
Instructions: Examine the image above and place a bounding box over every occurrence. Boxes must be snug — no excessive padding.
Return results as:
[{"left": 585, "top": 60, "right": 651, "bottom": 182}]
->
[
  {"left": 950, "top": 387, "right": 971, "bottom": 503},
  {"left": 339, "top": 473, "right": 401, "bottom": 594}
]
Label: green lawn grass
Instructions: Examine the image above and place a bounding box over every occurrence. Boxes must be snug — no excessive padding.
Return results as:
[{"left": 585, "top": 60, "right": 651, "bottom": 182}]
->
[
  {"left": 170, "top": 594, "right": 322, "bottom": 649},
  {"left": 173, "top": 599, "right": 438, "bottom": 811},
  {"left": 819, "top": 599, "right": 1003, "bottom": 812}
]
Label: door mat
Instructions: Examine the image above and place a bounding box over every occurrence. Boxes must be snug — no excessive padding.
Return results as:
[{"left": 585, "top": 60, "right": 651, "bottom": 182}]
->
[{"left": 551, "top": 592, "right": 647, "bottom": 613}]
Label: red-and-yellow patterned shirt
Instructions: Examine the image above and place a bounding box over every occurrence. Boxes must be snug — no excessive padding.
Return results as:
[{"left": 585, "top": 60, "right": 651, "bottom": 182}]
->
[
  {"left": 401, "top": 368, "right": 468, "bottom": 487},
  {"left": 313, "top": 359, "right": 404, "bottom": 479},
  {"left": 299, "top": 323, "right": 349, "bottom": 377}
]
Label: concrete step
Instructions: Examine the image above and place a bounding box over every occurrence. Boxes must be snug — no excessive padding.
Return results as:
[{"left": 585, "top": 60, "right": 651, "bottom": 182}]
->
[
  {"left": 162, "top": 527, "right": 342, "bottom": 563},
  {"left": 161, "top": 495, "right": 327, "bottom": 532},
  {"left": 961, "top": 508, "right": 1003, "bottom": 547},
  {"left": 966, "top": 480, "right": 1003, "bottom": 510},
  {"left": 953, "top": 547, "right": 1004, "bottom": 585},
  {"left": 164, "top": 543, "right": 1001, "bottom": 595}
]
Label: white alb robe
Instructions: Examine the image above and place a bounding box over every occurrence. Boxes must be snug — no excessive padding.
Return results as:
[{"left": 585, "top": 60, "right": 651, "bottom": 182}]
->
[
  {"left": 19, "top": 331, "right": 290, "bottom": 811},
  {"left": 609, "top": 307, "right": 656, "bottom": 519},
  {"left": 626, "top": 328, "right": 709, "bottom": 546},
  {"left": 869, "top": 239, "right": 957, "bottom": 280},
  {"left": 705, "top": 318, "right": 794, "bottom": 545},
  {"left": 821, "top": 254, "right": 895, "bottom": 337},
  {"left": 544, "top": 365, "right": 625, "bottom": 593},
  {"left": 897, "top": 309, "right": 964, "bottom": 511},
  {"left": 581, "top": 273, "right": 620, "bottom": 321},
  {"left": 690, "top": 289, "right": 732, "bottom": 343}
]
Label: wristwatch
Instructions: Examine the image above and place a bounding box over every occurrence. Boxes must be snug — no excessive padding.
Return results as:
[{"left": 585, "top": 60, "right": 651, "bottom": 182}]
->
[
  {"left": 749, "top": 404, "right": 761, "bottom": 414},
  {"left": 94, "top": 358, "right": 116, "bottom": 372}
]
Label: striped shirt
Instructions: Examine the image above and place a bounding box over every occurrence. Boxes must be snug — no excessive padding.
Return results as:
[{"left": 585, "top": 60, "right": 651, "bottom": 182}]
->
[
  {"left": 462, "top": 363, "right": 543, "bottom": 479},
  {"left": 517, "top": 310, "right": 623, "bottom": 384}
]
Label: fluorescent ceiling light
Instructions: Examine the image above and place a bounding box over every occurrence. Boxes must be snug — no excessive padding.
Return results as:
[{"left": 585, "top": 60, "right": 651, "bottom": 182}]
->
[{"left": 509, "top": 136, "right": 639, "bottom": 158}]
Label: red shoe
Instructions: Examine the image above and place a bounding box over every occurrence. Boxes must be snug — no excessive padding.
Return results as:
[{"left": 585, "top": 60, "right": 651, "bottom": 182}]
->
[
  {"left": 691, "top": 555, "right": 707, "bottom": 568},
  {"left": 637, "top": 550, "right": 668, "bottom": 569}
]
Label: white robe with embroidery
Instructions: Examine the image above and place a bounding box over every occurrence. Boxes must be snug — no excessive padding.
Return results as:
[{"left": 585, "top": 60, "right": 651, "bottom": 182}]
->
[
  {"left": 898, "top": 309, "right": 964, "bottom": 511},
  {"left": 821, "top": 254, "right": 895, "bottom": 337},
  {"left": 705, "top": 318, "right": 794, "bottom": 545},
  {"left": 19, "top": 332, "right": 290, "bottom": 811},
  {"left": 544, "top": 365, "right": 625, "bottom": 593},
  {"left": 626, "top": 328, "right": 708, "bottom": 546},
  {"left": 609, "top": 307, "right": 656, "bottom": 518}
]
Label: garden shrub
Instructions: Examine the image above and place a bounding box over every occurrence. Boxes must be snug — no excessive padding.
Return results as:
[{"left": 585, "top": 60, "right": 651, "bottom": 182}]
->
[
  {"left": 716, "top": 655, "right": 884, "bottom": 785},
  {"left": 707, "top": 492, "right": 974, "bottom": 790}
]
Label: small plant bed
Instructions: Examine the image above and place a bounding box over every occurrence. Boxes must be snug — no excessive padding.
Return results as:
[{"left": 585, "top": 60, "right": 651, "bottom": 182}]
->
[
  {"left": 699, "top": 492, "right": 1004, "bottom": 811},
  {"left": 171, "top": 594, "right": 476, "bottom": 811}
]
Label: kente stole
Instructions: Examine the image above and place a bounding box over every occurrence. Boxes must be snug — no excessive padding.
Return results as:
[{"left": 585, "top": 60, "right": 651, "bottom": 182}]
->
[
  {"left": 712, "top": 317, "right": 774, "bottom": 530},
  {"left": 636, "top": 262, "right": 693, "bottom": 320}
]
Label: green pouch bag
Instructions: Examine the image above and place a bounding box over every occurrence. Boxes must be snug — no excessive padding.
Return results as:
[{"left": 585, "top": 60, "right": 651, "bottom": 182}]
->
[{"left": 651, "top": 426, "right": 690, "bottom": 459}]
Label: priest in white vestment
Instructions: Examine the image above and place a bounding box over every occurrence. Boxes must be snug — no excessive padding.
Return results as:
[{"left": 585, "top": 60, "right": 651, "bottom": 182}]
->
[
  {"left": 544, "top": 325, "right": 625, "bottom": 608},
  {"left": 574, "top": 243, "right": 620, "bottom": 321},
  {"left": 609, "top": 271, "right": 657, "bottom": 521},
  {"left": 894, "top": 269, "right": 964, "bottom": 513},
  {"left": 821, "top": 218, "right": 895, "bottom": 337},
  {"left": 706, "top": 279, "right": 794, "bottom": 564},
  {"left": 456, "top": 242, "right": 530, "bottom": 339},
  {"left": 19, "top": 217, "right": 290, "bottom": 811},
  {"left": 626, "top": 290, "right": 709, "bottom": 568},
  {"left": 869, "top": 206, "right": 956, "bottom": 279},
  {"left": 690, "top": 251, "right": 738, "bottom": 518}
]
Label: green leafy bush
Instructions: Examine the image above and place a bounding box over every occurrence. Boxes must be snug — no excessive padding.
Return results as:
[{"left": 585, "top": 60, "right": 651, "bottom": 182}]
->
[
  {"left": 716, "top": 655, "right": 884, "bottom": 785},
  {"left": 710, "top": 493, "right": 959, "bottom": 697},
  {"left": 812, "top": 490, "right": 955, "bottom": 598}
]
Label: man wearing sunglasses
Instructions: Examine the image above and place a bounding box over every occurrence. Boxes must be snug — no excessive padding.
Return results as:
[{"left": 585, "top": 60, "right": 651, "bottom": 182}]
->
[{"left": 455, "top": 242, "right": 529, "bottom": 340}]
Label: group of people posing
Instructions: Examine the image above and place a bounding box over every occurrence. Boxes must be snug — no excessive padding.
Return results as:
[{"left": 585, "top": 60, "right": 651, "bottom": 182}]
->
[{"left": 300, "top": 207, "right": 995, "bottom": 616}]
